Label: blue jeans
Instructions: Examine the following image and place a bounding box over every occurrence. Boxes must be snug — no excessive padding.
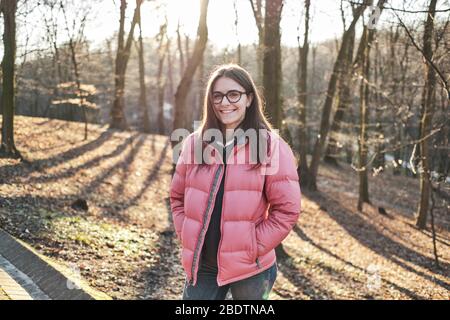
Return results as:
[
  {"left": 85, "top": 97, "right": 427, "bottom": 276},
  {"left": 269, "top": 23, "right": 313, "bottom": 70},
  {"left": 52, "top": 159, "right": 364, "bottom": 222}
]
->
[{"left": 182, "top": 263, "right": 277, "bottom": 300}]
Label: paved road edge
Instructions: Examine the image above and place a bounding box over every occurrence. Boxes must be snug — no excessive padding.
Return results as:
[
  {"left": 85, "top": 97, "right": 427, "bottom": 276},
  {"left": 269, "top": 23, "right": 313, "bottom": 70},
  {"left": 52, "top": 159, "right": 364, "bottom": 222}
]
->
[{"left": 0, "top": 228, "right": 111, "bottom": 300}]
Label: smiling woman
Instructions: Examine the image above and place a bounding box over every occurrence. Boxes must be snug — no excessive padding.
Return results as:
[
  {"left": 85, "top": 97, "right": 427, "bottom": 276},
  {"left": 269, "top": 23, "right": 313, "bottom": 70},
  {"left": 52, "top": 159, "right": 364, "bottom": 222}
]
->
[
  {"left": 169, "top": 64, "right": 301, "bottom": 300},
  {"left": 211, "top": 77, "right": 253, "bottom": 131},
  {"left": 200, "top": 64, "right": 271, "bottom": 139}
]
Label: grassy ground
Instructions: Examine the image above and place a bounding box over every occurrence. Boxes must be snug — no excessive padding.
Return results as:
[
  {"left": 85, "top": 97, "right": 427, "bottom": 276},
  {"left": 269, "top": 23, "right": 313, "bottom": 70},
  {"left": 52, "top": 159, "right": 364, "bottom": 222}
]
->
[{"left": 0, "top": 115, "right": 448, "bottom": 299}]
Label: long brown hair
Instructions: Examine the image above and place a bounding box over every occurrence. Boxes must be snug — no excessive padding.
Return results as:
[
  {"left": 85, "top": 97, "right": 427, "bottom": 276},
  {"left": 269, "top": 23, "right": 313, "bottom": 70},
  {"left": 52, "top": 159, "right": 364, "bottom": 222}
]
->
[
  {"left": 200, "top": 64, "right": 272, "bottom": 135},
  {"left": 195, "top": 64, "right": 273, "bottom": 167}
]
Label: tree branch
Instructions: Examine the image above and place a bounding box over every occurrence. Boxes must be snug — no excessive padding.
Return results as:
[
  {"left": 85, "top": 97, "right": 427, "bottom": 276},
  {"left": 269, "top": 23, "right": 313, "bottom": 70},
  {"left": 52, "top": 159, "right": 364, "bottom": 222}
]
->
[
  {"left": 344, "top": 1, "right": 450, "bottom": 13},
  {"left": 394, "top": 11, "right": 450, "bottom": 99}
]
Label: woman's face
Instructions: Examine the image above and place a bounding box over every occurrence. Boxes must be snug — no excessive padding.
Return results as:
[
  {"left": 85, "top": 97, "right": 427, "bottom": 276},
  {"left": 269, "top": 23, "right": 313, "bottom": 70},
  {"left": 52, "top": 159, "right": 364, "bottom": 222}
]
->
[{"left": 211, "top": 76, "right": 253, "bottom": 131}]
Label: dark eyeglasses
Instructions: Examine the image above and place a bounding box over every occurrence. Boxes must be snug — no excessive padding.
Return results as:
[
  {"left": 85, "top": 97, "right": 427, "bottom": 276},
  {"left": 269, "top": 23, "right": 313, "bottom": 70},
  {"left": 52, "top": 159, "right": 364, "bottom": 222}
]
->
[{"left": 212, "top": 90, "right": 249, "bottom": 104}]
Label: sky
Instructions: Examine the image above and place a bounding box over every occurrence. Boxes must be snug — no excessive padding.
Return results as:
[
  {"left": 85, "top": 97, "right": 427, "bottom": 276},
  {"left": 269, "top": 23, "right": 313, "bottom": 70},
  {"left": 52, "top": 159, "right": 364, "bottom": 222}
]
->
[
  {"left": 87, "top": 0, "right": 350, "bottom": 48},
  {"left": 16, "top": 0, "right": 448, "bottom": 56}
]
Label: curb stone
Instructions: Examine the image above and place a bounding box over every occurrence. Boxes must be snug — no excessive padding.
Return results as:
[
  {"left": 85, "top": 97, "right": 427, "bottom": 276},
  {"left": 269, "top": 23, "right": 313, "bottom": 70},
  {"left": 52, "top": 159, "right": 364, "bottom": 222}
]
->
[{"left": 0, "top": 228, "right": 111, "bottom": 300}]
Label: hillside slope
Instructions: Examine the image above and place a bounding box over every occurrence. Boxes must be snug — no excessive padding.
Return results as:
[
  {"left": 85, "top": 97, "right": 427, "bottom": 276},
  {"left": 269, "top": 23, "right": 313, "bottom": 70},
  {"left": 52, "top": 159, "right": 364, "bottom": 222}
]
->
[{"left": 0, "top": 116, "right": 448, "bottom": 299}]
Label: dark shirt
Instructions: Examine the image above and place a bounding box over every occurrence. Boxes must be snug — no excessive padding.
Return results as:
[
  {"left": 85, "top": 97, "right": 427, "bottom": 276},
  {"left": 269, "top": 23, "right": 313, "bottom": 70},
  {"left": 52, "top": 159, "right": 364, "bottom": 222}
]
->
[{"left": 200, "top": 138, "right": 234, "bottom": 273}]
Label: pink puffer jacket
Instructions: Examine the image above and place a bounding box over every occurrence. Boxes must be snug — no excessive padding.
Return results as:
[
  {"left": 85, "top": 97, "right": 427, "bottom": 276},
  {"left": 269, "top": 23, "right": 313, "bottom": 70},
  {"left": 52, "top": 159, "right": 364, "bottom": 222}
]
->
[{"left": 170, "top": 130, "right": 301, "bottom": 286}]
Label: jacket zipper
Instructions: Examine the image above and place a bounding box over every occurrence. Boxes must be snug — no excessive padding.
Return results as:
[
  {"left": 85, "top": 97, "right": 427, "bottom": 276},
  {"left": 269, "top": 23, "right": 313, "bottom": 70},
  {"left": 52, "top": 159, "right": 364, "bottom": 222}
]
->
[
  {"left": 190, "top": 165, "right": 223, "bottom": 285},
  {"left": 216, "top": 163, "right": 227, "bottom": 286}
]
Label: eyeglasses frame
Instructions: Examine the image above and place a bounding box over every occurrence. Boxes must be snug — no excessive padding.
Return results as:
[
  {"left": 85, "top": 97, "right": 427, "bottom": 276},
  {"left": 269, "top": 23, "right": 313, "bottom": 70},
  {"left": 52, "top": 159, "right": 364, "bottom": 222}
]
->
[{"left": 212, "top": 90, "right": 249, "bottom": 105}]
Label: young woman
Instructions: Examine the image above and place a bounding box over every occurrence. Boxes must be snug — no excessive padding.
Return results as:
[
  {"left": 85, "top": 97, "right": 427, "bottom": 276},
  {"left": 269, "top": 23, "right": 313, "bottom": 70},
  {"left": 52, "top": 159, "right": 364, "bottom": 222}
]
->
[{"left": 170, "top": 64, "right": 301, "bottom": 300}]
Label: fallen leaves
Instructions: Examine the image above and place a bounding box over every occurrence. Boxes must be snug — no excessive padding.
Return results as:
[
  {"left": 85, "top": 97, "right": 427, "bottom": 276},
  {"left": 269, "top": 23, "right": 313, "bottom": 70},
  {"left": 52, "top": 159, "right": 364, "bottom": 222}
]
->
[{"left": 0, "top": 116, "right": 448, "bottom": 300}]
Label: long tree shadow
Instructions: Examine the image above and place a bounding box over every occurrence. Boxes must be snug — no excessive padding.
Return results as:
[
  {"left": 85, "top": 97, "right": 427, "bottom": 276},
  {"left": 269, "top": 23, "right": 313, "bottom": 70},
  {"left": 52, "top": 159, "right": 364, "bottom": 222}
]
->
[
  {"left": 4, "top": 132, "right": 168, "bottom": 226},
  {"left": 140, "top": 196, "right": 182, "bottom": 299},
  {"left": 22, "top": 132, "right": 139, "bottom": 185},
  {"left": 0, "top": 194, "right": 83, "bottom": 242},
  {"left": 335, "top": 173, "right": 450, "bottom": 248},
  {"left": 276, "top": 258, "right": 336, "bottom": 299},
  {"left": 420, "top": 229, "right": 450, "bottom": 247},
  {"left": 2, "top": 131, "right": 147, "bottom": 227},
  {"left": 117, "top": 138, "right": 170, "bottom": 212},
  {"left": 1, "top": 129, "right": 115, "bottom": 183},
  {"left": 35, "top": 119, "right": 53, "bottom": 126},
  {"left": 303, "top": 189, "right": 450, "bottom": 291},
  {"left": 292, "top": 224, "right": 425, "bottom": 299},
  {"left": 112, "top": 134, "right": 146, "bottom": 197},
  {"left": 75, "top": 133, "right": 141, "bottom": 222}
]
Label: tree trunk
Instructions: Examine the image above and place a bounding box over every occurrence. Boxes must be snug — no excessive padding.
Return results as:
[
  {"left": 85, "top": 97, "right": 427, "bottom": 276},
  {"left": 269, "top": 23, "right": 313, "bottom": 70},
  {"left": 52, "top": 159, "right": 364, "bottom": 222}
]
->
[
  {"left": 249, "top": 0, "right": 264, "bottom": 85},
  {"left": 357, "top": 26, "right": 371, "bottom": 211},
  {"left": 166, "top": 35, "right": 175, "bottom": 133},
  {"left": 323, "top": 27, "right": 355, "bottom": 166},
  {"left": 42, "top": 3, "right": 63, "bottom": 96},
  {"left": 157, "top": 24, "right": 168, "bottom": 135},
  {"left": 416, "top": 0, "right": 438, "bottom": 229},
  {"left": 233, "top": 0, "right": 241, "bottom": 65},
  {"left": 264, "top": 0, "right": 292, "bottom": 260},
  {"left": 262, "top": 0, "right": 283, "bottom": 130},
  {"left": 356, "top": 0, "right": 387, "bottom": 209},
  {"left": 307, "top": 2, "right": 368, "bottom": 190},
  {"left": 185, "top": 35, "right": 190, "bottom": 61},
  {"left": 389, "top": 26, "right": 402, "bottom": 175},
  {"left": 110, "top": 0, "right": 142, "bottom": 130},
  {"left": 68, "top": 39, "right": 88, "bottom": 140},
  {"left": 195, "top": 55, "right": 205, "bottom": 124},
  {"left": 398, "top": 40, "right": 410, "bottom": 176},
  {"left": 137, "top": 4, "right": 150, "bottom": 133},
  {"left": 372, "top": 40, "right": 385, "bottom": 170},
  {"left": 297, "top": 0, "right": 311, "bottom": 185},
  {"left": 172, "top": 0, "right": 209, "bottom": 149},
  {"left": 176, "top": 21, "right": 185, "bottom": 78},
  {"left": 60, "top": 1, "right": 89, "bottom": 140},
  {"left": 0, "top": 0, "right": 21, "bottom": 159}
]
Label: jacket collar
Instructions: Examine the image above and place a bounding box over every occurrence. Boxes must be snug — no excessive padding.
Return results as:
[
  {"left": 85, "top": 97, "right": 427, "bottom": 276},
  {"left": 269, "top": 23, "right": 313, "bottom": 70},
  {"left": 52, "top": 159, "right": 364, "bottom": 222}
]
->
[{"left": 205, "top": 129, "right": 248, "bottom": 164}]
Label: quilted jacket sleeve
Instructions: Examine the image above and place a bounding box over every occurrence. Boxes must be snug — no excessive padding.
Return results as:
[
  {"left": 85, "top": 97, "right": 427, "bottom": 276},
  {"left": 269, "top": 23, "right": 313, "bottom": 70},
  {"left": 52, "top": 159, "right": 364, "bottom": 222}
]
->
[
  {"left": 256, "top": 135, "right": 301, "bottom": 257},
  {"left": 169, "top": 134, "right": 192, "bottom": 241}
]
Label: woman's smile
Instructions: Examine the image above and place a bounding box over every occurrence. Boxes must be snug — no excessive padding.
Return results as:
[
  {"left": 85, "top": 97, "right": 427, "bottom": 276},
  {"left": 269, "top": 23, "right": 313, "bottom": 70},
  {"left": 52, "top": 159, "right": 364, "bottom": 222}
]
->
[{"left": 219, "top": 109, "right": 237, "bottom": 114}]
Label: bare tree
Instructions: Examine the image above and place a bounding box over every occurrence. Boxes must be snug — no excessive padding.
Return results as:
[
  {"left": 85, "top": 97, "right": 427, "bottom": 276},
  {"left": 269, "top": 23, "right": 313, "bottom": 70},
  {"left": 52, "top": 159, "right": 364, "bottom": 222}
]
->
[
  {"left": 356, "top": 26, "right": 371, "bottom": 210},
  {"left": 156, "top": 21, "right": 168, "bottom": 135},
  {"left": 249, "top": 0, "right": 264, "bottom": 84},
  {"left": 136, "top": 1, "right": 150, "bottom": 133},
  {"left": 172, "top": 0, "right": 209, "bottom": 148},
  {"left": 324, "top": 2, "right": 356, "bottom": 166},
  {"left": 262, "top": 0, "right": 283, "bottom": 130},
  {"left": 110, "top": 0, "right": 142, "bottom": 130},
  {"left": 60, "top": 0, "right": 91, "bottom": 140},
  {"left": 233, "top": 0, "right": 241, "bottom": 64},
  {"left": 355, "top": 0, "right": 386, "bottom": 210},
  {"left": 305, "top": 0, "right": 369, "bottom": 191},
  {"left": 297, "top": 0, "right": 311, "bottom": 182},
  {"left": 194, "top": 53, "right": 204, "bottom": 126},
  {"left": 184, "top": 34, "right": 190, "bottom": 62},
  {"left": 371, "top": 36, "right": 385, "bottom": 170},
  {"left": 0, "top": 0, "right": 21, "bottom": 159},
  {"left": 40, "top": 0, "right": 63, "bottom": 93},
  {"left": 176, "top": 20, "right": 185, "bottom": 78},
  {"left": 416, "top": 0, "right": 438, "bottom": 229},
  {"left": 261, "top": 0, "right": 290, "bottom": 260},
  {"left": 388, "top": 25, "right": 403, "bottom": 175},
  {"left": 166, "top": 32, "right": 175, "bottom": 124}
]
